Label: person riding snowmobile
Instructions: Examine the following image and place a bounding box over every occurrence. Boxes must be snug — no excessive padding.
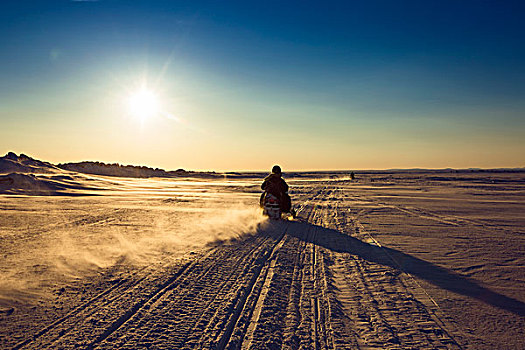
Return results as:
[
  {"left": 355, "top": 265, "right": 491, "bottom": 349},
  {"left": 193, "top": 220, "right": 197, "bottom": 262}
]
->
[{"left": 261, "top": 165, "right": 295, "bottom": 217}]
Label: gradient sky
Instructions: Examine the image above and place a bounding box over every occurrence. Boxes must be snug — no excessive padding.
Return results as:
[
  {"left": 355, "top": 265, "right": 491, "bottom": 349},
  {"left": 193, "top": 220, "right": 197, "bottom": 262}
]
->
[{"left": 1, "top": 1, "right": 524, "bottom": 171}]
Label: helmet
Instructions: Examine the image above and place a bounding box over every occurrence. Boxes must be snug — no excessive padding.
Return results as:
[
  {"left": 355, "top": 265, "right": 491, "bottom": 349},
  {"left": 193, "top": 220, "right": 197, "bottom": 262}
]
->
[{"left": 272, "top": 165, "right": 282, "bottom": 174}]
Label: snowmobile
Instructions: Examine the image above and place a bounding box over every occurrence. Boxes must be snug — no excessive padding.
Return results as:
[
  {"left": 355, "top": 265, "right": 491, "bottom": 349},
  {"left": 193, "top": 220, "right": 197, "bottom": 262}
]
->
[
  {"left": 262, "top": 193, "right": 281, "bottom": 220},
  {"left": 260, "top": 192, "right": 296, "bottom": 220}
]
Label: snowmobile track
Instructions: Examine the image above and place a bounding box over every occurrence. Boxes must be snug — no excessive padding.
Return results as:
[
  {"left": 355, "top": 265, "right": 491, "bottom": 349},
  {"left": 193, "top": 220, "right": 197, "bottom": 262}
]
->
[
  {"left": 217, "top": 223, "right": 289, "bottom": 350},
  {"left": 9, "top": 182, "right": 468, "bottom": 349},
  {"left": 12, "top": 273, "right": 131, "bottom": 350},
  {"left": 86, "top": 257, "right": 198, "bottom": 349}
]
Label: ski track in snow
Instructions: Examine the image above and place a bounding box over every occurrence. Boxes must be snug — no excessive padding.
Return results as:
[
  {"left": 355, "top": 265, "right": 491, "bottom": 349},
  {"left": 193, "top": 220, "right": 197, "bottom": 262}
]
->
[{"left": 4, "top": 178, "right": 524, "bottom": 349}]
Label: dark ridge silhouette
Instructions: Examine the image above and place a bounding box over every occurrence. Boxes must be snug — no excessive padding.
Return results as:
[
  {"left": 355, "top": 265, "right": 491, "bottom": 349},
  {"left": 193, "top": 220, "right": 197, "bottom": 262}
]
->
[
  {"left": 58, "top": 161, "right": 174, "bottom": 178},
  {"left": 0, "top": 152, "right": 60, "bottom": 174},
  {"left": 57, "top": 161, "right": 223, "bottom": 179}
]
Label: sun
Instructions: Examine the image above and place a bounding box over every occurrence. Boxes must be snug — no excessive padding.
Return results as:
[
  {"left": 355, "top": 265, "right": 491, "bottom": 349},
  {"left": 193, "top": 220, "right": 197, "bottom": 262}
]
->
[{"left": 126, "top": 88, "right": 160, "bottom": 121}]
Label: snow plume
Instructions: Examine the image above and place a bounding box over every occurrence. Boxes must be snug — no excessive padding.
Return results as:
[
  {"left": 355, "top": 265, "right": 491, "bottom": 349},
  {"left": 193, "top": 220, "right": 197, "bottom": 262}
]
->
[
  {"left": 54, "top": 204, "right": 267, "bottom": 273},
  {"left": 190, "top": 205, "right": 268, "bottom": 243},
  {"left": 0, "top": 202, "right": 266, "bottom": 302}
]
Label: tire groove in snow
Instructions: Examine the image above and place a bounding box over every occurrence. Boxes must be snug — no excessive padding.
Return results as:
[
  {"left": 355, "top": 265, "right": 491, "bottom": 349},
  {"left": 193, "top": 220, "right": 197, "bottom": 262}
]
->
[
  {"left": 230, "top": 185, "right": 332, "bottom": 349},
  {"left": 86, "top": 258, "right": 197, "bottom": 349},
  {"left": 95, "top": 233, "right": 280, "bottom": 349},
  {"left": 235, "top": 183, "right": 463, "bottom": 349},
  {"left": 14, "top": 258, "right": 184, "bottom": 349},
  {"left": 13, "top": 273, "right": 131, "bottom": 350},
  {"left": 218, "top": 223, "right": 289, "bottom": 350},
  {"left": 323, "top": 186, "right": 463, "bottom": 349},
  {"left": 9, "top": 181, "right": 469, "bottom": 349},
  {"left": 230, "top": 194, "right": 325, "bottom": 349}
]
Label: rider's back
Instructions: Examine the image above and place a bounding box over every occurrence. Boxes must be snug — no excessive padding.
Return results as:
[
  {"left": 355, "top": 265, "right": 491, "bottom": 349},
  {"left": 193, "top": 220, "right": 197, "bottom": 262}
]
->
[{"left": 261, "top": 173, "right": 288, "bottom": 199}]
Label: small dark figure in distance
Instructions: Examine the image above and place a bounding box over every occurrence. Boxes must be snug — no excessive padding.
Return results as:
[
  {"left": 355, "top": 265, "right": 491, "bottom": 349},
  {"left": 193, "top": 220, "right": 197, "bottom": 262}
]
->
[
  {"left": 350, "top": 171, "right": 355, "bottom": 180},
  {"left": 260, "top": 165, "right": 296, "bottom": 219}
]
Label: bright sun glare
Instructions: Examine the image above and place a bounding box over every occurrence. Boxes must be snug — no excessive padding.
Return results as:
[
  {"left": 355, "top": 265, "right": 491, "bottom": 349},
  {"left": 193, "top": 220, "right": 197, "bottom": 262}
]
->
[{"left": 126, "top": 88, "right": 160, "bottom": 121}]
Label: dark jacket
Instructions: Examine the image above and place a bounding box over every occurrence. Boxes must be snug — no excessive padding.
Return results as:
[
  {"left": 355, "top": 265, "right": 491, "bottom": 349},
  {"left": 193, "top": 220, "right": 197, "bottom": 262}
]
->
[{"left": 261, "top": 173, "right": 288, "bottom": 199}]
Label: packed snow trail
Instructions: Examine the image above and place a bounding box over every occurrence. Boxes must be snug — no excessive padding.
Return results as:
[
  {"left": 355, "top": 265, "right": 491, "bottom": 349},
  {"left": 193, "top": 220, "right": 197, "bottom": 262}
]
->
[{"left": 8, "top": 182, "right": 467, "bottom": 349}]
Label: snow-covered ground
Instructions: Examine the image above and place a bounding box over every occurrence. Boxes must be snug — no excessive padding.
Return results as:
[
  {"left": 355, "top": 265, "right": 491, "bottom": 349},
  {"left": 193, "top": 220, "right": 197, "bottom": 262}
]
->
[{"left": 1, "top": 169, "right": 524, "bottom": 349}]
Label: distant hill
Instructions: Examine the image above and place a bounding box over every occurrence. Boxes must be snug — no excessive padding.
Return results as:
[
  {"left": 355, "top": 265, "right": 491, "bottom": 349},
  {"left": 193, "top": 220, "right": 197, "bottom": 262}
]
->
[
  {"left": 58, "top": 161, "right": 177, "bottom": 178},
  {"left": 0, "top": 152, "right": 60, "bottom": 174},
  {"left": 57, "top": 161, "right": 219, "bottom": 178},
  {"left": 0, "top": 152, "right": 222, "bottom": 179}
]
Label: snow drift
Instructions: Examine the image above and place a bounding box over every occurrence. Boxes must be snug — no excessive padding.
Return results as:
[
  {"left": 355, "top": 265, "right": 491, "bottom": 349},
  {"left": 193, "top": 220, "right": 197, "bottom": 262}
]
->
[
  {"left": 0, "top": 152, "right": 60, "bottom": 174},
  {"left": 0, "top": 172, "right": 98, "bottom": 195}
]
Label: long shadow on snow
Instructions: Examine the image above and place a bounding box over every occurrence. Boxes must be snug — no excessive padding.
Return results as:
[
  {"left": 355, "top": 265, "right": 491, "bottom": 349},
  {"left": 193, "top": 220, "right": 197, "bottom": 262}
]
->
[{"left": 286, "top": 220, "right": 525, "bottom": 317}]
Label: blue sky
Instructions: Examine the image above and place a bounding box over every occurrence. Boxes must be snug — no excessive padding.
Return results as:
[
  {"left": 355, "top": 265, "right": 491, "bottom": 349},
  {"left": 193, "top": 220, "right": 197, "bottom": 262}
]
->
[{"left": 1, "top": 1, "right": 524, "bottom": 170}]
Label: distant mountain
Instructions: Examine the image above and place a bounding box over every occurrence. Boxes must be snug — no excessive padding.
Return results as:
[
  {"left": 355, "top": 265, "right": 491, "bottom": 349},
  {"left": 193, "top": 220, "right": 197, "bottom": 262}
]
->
[{"left": 0, "top": 152, "right": 60, "bottom": 174}]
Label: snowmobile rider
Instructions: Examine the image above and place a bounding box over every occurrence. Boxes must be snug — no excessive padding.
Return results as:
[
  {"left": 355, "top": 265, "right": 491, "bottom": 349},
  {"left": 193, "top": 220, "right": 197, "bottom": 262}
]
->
[{"left": 261, "top": 165, "right": 295, "bottom": 216}]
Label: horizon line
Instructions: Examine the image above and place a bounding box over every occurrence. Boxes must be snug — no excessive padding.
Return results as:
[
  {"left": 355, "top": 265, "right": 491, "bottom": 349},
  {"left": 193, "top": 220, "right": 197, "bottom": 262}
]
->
[{"left": 2, "top": 151, "right": 524, "bottom": 174}]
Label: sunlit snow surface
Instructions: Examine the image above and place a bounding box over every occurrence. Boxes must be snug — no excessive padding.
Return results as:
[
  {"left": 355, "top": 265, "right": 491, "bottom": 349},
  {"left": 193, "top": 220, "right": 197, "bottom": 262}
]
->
[
  {"left": 0, "top": 174, "right": 267, "bottom": 300},
  {"left": 1, "top": 171, "right": 524, "bottom": 349}
]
